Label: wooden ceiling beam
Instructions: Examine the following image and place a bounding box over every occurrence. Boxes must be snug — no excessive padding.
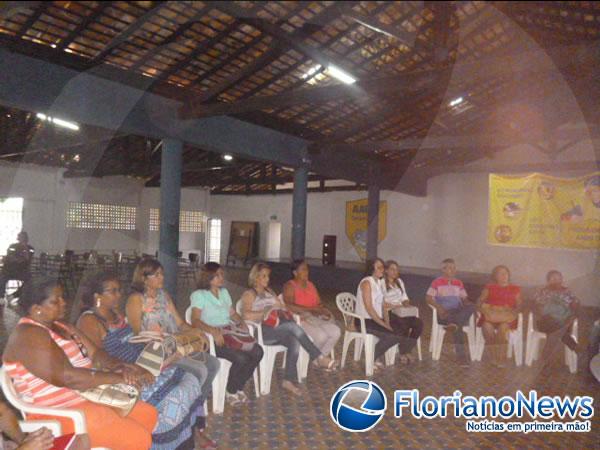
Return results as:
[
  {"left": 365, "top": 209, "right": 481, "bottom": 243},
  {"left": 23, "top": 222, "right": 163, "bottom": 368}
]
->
[
  {"left": 91, "top": 1, "right": 167, "bottom": 63},
  {"left": 213, "top": 2, "right": 361, "bottom": 79},
  {"left": 129, "top": 4, "right": 213, "bottom": 72},
  {"left": 183, "top": 2, "right": 349, "bottom": 109},
  {"left": 154, "top": 20, "right": 240, "bottom": 83},
  {"left": 180, "top": 69, "right": 441, "bottom": 118},
  {"left": 56, "top": 3, "right": 111, "bottom": 51},
  {"left": 15, "top": 2, "right": 47, "bottom": 39}
]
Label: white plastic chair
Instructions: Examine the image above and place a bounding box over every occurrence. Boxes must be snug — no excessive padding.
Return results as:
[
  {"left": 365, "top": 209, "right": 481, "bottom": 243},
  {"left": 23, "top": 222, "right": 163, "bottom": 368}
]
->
[
  {"left": 0, "top": 367, "right": 109, "bottom": 450},
  {"left": 473, "top": 312, "right": 524, "bottom": 365},
  {"left": 236, "top": 300, "right": 287, "bottom": 395},
  {"left": 428, "top": 303, "right": 476, "bottom": 361},
  {"left": 185, "top": 307, "right": 259, "bottom": 413},
  {"left": 391, "top": 305, "right": 423, "bottom": 361},
  {"left": 336, "top": 293, "right": 397, "bottom": 377},
  {"left": 525, "top": 312, "right": 578, "bottom": 373},
  {"left": 296, "top": 328, "right": 335, "bottom": 381}
]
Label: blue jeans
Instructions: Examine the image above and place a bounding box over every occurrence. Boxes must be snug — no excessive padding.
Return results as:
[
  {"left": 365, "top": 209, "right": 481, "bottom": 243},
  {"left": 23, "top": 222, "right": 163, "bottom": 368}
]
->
[
  {"left": 172, "top": 352, "right": 220, "bottom": 404},
  {"left": 261, "top": 321, "right": 322, "bottom": 382},
  {"left": 438, "top": 303, "right": 475, "bottom": 359}
]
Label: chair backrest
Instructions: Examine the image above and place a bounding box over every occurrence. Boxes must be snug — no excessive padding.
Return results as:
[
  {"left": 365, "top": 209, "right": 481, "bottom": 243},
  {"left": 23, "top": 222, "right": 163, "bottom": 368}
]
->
[
  {"left": 427, "top": 303, "right": 439, "bottom": 325},
  {"left": 527, "top": 311, "right": 535, "bottom": 333},
  {"left": 235, "top": 299, "right": 243, "bottom": 316},
  {"left": 336, "top": 293, "right": 357, "bottom": 329},
  {"left": 185, "top": 306, "right": 192, "bottom": 325},
  {"left": 0, "top": 367, "right": 27, "bottom": 420}
]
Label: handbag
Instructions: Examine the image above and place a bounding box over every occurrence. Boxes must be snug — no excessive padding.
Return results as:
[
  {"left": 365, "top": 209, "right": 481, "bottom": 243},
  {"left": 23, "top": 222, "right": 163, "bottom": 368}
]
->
[
  {"left": 78, "top": 382, "right": 139, "bottom": 416},
  {"left": 129, "top": 331, "right": 179, "bottom": 376},
  {"left": 262, "top": 307, "right": 294, "bottom": 328},
  {"left": 542, "top": 296, "right": 573, "bottom": 325},
  {"left": 221, "top": 323, "right": 256, "bottom": 351},
  {"left": 172, "top": 331, "right": 208, "bottom": 356},
  {"left": 129, "top": 330, "right": 208, "bottom": 375},
  {"left": 481, "top": 303, "right": 518, "bottom": 324}
]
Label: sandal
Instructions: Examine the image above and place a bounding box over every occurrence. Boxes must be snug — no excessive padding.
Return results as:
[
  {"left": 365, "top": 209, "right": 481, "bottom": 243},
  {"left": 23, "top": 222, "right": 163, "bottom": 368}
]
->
[
  {"left": 316, "top": 355, "right": 337, "bottom": 371},
  {"left": 195, "top": 430, "right": 218, "bottom": 449},
  {"left": 225, "top": 392, "right": 243, "bottom": 406},
  {"left": 282, "top": 380, "right": 302, "bottom": 396},
  {"left": 372, "top": 361, "right": 385, "bottom": 374},
  {"left": 236, "top": 391, "right": 249, "bottom": 403}
]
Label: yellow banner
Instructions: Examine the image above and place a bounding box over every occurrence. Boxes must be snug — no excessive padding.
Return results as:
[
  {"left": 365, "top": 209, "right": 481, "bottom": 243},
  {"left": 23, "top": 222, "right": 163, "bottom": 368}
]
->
[
  {"left": 488, "top": 173, "right": 600, "bottom": 250},
  {"left": 346, "top": 199, "right": 387, "bottom": 260}
]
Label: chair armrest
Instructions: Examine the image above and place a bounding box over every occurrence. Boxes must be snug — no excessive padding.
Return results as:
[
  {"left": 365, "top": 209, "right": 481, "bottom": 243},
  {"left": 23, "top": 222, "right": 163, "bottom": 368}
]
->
[
  {"left": 204, "top": 332, "right": 217, "bottom": 356},
  {"left": 19, "top": 405, "right": 86, "bottom": 434},
  {"left": 19, "top": 420, "right": 62, "bottom": 437},
  {"left": 245, "top": 321, "right": 264, "bottom": 344},
  {"left": 527, "top": 311, "right": 535, "bottom": 332},
  {"left": 341, "top": 311, "right": 364, "bottom": 320}
]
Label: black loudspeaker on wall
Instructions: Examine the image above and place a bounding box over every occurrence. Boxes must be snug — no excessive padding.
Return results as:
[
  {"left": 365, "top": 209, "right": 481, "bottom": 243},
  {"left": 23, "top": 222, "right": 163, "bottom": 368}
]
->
[{"left": 322, "top": 235, "right": 337, "bottom": 266}]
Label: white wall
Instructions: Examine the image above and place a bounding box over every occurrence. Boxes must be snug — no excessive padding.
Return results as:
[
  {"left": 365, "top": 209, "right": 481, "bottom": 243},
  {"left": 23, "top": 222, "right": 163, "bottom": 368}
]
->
[
  {"left": 209, "top": 144, "right": 599, "bottom": 306},
  {"left": 0, "top": 162, "right": 210, "bottom": 256}
]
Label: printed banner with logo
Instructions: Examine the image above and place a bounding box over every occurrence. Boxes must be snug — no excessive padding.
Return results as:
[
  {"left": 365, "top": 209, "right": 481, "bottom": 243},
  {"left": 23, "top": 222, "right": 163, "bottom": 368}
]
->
[
  {"left": 345, "top": 199, "right": 387, "bottom": 260},
  {"left": 488, "top": 172, "right": 600, "bottom": 250}
]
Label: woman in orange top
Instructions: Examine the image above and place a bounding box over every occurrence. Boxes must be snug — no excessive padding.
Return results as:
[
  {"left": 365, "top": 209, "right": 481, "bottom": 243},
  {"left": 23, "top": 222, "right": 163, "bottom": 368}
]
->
[
  {"left": 282, "top": 260, "right": 341, "bottom": 364},
  {"left": 2, "top": 278, "right": 157, "bottom": 450},
  {"left": 477, "top": 265, "right": 522, "bottom": 367}
]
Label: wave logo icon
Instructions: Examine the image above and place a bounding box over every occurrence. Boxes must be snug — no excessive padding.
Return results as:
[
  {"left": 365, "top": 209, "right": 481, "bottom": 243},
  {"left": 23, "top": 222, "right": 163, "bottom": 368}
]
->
[{"left": 330, "top": 380, "right": 387, "bottom": 432}]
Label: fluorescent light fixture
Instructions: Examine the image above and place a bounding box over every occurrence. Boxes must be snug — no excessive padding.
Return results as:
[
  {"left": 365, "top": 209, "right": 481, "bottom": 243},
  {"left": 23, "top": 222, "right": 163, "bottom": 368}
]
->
[
  {"left": 326, "top": 65, "right": 356, "bottom": 84},
  {"left": 36, "top": 113, "right": 80, "bottom": 131},
  {"left": 50, "top": 43, "right": 57, "bottom": 48},
  {"left": 301, "top": 64, "right": 322, "bottom": 79},
  {"left": 223, "top": 154, "right": 233, "bottom": 161},
  {"left": 449, "top": 97, "right": 463, "bottom": 107}
]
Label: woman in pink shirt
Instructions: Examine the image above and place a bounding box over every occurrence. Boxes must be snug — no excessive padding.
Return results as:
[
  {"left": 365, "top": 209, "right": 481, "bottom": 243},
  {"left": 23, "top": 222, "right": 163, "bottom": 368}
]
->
[
  {"left": 283, "top": 260, "right": 341, "bottom": 363},
  {"left": 477, "top": 265, "right": 522, "bottom": 367}
]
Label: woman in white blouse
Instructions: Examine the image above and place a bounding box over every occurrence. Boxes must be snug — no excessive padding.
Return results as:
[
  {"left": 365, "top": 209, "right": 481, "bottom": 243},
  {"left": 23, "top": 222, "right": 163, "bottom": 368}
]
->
[
  {"left": 382, "top": 260, "right": 423, "bottom": 363},
  {"left": 357, "top": 258, "right": 419, "bottom": 372}
]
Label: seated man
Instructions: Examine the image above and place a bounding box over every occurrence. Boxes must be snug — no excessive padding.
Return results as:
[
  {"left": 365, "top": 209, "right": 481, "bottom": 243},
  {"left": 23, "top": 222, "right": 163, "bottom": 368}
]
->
[
  {"left": 426, "top": 258, "right": 475, "bottom": 366},
  {"left": 0, "top": 231, "right": 34, "bottom": 303}
]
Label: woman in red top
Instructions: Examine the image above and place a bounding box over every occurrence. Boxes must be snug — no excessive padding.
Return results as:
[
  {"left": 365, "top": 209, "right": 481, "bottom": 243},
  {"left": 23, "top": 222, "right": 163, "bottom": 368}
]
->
[
  {"left": 282, "top": 260, "right": 341, "bottom": 367},
  {"left": 477, "top": 265, "right": 522, "bottom": 367}
]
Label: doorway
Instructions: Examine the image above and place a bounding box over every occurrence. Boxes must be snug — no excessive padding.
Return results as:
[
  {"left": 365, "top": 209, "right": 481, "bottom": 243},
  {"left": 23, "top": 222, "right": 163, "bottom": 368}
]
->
[{"left": 266, "top": 221, "right": 281, "bottom": 260}]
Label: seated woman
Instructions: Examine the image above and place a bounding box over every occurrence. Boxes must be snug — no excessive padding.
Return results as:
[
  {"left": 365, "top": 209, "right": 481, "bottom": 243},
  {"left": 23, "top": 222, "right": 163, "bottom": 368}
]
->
[
  {"left": 356, "top": 259, "right": 418, "bottom": 371},
  {"left": 534, "top": 270, "right": 581, "bottom": 369},
  {"left": 76, "top": 271, "right": 215, "bottom": 450},
  {"left": 282, "top": 260, "right": 340, "bottom": 362},
  {"left": 125, "top": 259, "right": 220, "bottom": 433},
  {"left": 2, "top": 278, "right": 157, "bottom": 450},
  {"left": 241, "top": 262, "right": 335, "bottom": 396},
  {"left": 381, "top": 260, "right": 423, "bottom": 363},
  {"left": 190, "top": 263, "right": 263, "bottom": 406},
  {"left": 477, "top": 265, "right": 522, "bottom": 367}
]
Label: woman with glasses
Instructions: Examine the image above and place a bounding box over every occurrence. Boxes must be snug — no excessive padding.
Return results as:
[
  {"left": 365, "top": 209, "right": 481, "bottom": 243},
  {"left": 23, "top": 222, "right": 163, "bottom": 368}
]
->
[
  {"left": 2, "top": 278, "right": 158, "bottom": 450},
  {"left": 126, "top": 258, "right": 220, "bottom": 447},
  {"left": 77, "top": 271, "right": 213, "bottom": 449}
]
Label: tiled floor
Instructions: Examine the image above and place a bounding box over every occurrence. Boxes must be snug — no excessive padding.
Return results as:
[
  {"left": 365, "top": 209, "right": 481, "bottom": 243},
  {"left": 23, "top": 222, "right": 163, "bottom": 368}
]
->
[
  {"left": 200, "top": 331, "right": 599, "bottom": 450},
  {"left": 1, "top": 269, "right": 599, "bottom": 449}
]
